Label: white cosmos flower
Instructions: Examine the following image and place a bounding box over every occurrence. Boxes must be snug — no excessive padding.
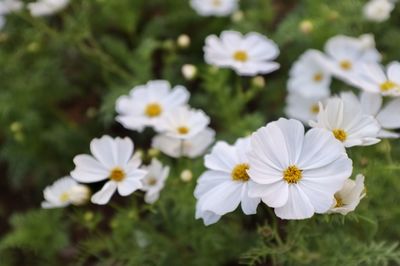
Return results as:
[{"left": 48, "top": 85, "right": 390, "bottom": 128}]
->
[
  {"left": 310, "top": 94, "right": 381, "bottom": 147},
  {"left": 328, "top": 174, "right": 366, "bottom": 215},
  {"left": 41, "top": 176, "right": 90, "bottom": 208},
  {"left": 195, "top": 137, "right": 261, "bottom": 225},
  {"left": 155, "top": 106, "right": 210, "bottom": 140},
  {"left": 28, "top": 0, "right": 69, "bottom": 17},
  {"left": 285, "top": 92, "right": 328, "bottom": 124},
  {"left": 348, "top": 61, "right": 400, "bottom": 97},
  {"left": 204, "top": 31, "right": 280, "bottom": 76},
  {"left": 116, "top": 80, "right": 190, "bottom": 132},
  {"left": 152, "top": 127, "right": 215, "bottom": 158},
  {"left": 140, "top": 158, "right": 169, "bottom": 204},
  {"left": 342, "top": 91, "right": 400, "bottom": 138},
  {"left": 288, "top": 50, "right": 331, "bottom": 98},
  {"left": 363, "top": 0, "right": 395, "bottom": 22},
  {"left": 0, "top": 0, "right": 23, "bottom": 15},
  {"left": 319, "top": 34, "right": 381, "bottom": 83},
  {"left": 190, "top": 0, "right": 238, "bottom": 17},
  {"left": 248, "top": 118, "right": 353, "bottom": 220},
  {"left": 71, "top": 135, "right": 147, "bottom": 205}
]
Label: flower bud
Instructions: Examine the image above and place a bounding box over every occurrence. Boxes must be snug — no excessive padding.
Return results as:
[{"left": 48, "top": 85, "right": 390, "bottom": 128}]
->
[
  {"left": 181, "top": 64, "right": 198, "bottom": 80},
  {"left": 177, "top": 34, "right": 191, "bottom": 48},
  {"left": 69, "top": 185, "right": 91, "bottom": 206},
  {"left": 180, "top": 169, "right": 193, "bottom": 182},
  {"left": 299, "top": 20, "right": 314, "bottom": 34}
]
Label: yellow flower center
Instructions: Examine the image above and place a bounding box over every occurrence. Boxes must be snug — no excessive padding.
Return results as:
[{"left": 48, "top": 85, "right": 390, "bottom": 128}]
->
[
  {"left": 110, "top": 167, "right": 126, "bottom": 182},
  {"left": 147, "top": 177, "right": 157, "bottom": 186},
  {"left": 313, "top": 72, "right": 324, "bottom": 82},
  {"left": 310, "top": 104, "right": 319, "bottom": 114},
  {"left": 334, "top": 195, "right": 344, "bottom": 208},
  {"left": 59, "top": 192, "right": 70, "bottom": 203},
  {"left": 233, "top": 50, "right": 248, "bottom": 62},
  {"left": 283, "top": 165, "right": 303, "bottom": 184},
  {"left": 380, "top": 81, "right": 397, "bottom": 92},
  {"left": 212, "top": 0, "right": 222, "bottom": 6},
  {"left": 339, "top": 60, "right": 352, "bottom": 71},
  {"left": 177, "top": 126, "right": 190, "bottom": 135},
  {"left": 332, "top": 129, "right": 347, "bottom": 142},
  {"left": 145, "top": 103, "right": 162, "bottom": 117},
  {"left": 231, "top": 163, "right": 250, "bottom": 182}
]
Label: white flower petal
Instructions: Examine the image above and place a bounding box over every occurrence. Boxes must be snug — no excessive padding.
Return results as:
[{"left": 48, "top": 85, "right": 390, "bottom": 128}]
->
[{"left": 91, "top": 181, "right": 117, "bottom": 205}]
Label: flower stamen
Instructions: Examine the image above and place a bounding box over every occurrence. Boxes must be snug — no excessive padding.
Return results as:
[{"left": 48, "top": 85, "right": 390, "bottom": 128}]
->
[
  {"left": 110, "top": 167, "right": 126, "bottom": 182},
  {"left": 233, "top": 50, "right": 248, "bottom": 62},
  {"left": 283, "top": 165, "right": 303, "bottom": 184},
  {"left": 231, "top": 163, "right": 250, "bottom": 182},
  {"left": 380, "top": 81, "right": 397, "bottom": 92},
  {"left": 310, "top": 104, "right": 319, "bottom": 114},
  {"left": 59, "top": 192, "right": 70, "bottom": 203},
  {"left": 177, "top": 126, "right": 190, "bottom": 135},
  {"left": 334, "top": 196, "right": 344, "bottom": 208},
  {"left": 339, "top": 60, "right": 352, "bottom": 71},
  {"left": 145, "top": 103, "right": 162, "bottom": 117},
  {"left": 333, "top": 129, "right": 347, "bottom": 142},
  {"left": 313, "top": 72, "right": 323, "bottom": 82}
]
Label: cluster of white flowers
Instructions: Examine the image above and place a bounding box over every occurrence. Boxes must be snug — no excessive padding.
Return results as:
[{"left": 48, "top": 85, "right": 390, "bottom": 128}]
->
[
  {"left": 42, "top": 80, "right": 216, "bottom": 207},
  {"left": 43, "top": 136, "right": 172, "bottom": 206},
  {"left": 363, "top": 0, "right": 396, "bottom": 22},
  {"left": 116, "top": 80, "right": 215, "bottom": 158},
  {"left": 40, "top": 1, "right": 399, "bottom": 228},
  {"left": 195, "top": 118, "right": 369, "bottom": 224}
]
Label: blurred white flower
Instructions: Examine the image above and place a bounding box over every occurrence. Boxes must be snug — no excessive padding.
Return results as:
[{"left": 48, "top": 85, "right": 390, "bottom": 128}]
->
[
  {"left": 28, "top": 0, "right": 69, "bottom": 17},
  {"left": 140, "top": 158, "right": 169, "bottom": 204},
  {"left": 343, "top": 91, "right": 400, "bottom": 138},
  {"left": 71, "top": 135, "right": 147, "bottom": 205},
  {"left": 152, "top": 127, "right": 215, "bottom": 158},
  {"left": 248, "top": 118, "right": 353, "bottom": 220},
  {"left": 363, "top": 0, "right": 395, "bottom": 22},
  {"left": 285, "top": 92, "right": 328, "bottom": 124},
  {"left": 181, "top": 64, "right": 198, "bottom": 80},
  {"left": 348, "top": 61, "right": 400, "bottom": 97},
  {"left": 310, "top": 94, "right": 381, "bottom": 147},
  {"left": 204, "top": 31, "right": 280, "bottom": 76},
  {"left": 195, "top": 137, "right": 261, "bottom": 225},
  {"left": 0, "top": 0, "right": 22, "bottom": 15},
  {"left": 116, "top": 80, "right": 190, "bottom": 132},
  {"left": 41, "top": 176, "right": 90, "bottom": 208},
  {"left": 319, "top": 35, "right": 381, "bottom": 83},
  {"left": 288, "top": 50, "right": 331, "bottom": 98},
  {"left": 155, "top": 106, "right": 210, "bottom": 140},
  {"left": 190, "top": 0, "right": 238, "bottom": 17},
  {"left": 328, "top": 174, "right": 366, "bottom": 215}
]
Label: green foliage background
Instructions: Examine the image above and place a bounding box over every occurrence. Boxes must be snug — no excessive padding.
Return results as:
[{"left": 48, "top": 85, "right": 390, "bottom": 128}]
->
[{"left": 0, "top": 0, "right": 400, "bottom": 265}]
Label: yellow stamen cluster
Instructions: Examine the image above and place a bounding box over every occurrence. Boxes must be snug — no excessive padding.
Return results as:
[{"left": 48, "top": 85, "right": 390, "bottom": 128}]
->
[
  {"left": 310, "top": 104, "right": 319, "bottom": 114},
  {"left": 177, "top": 126, "right": 189, "bottom": 135},
  {"left": 145, "top": 103, "right": 162, "bottom": 117},
  {"left": 110, "top": 167, "right": 126, "bottom": 182},
  {"left": 233, "top": 50, "right": 248, "bottom": 62},
  {"left": 147, "top": 177, "right": 157, "bottom": 186},
  {"left": 380, "top": 81, "right": 397, "bottom": 92},
  {"left": 283, "top": 165, "right": 303, "bottom": 184},
  {"left": 313, "top": 72, "right": 324, "bottom": 82},
  {"left": 212, "top": 0, "right": 222, "bottom": 6},
  {"left": 334, "top": 196, "right": 344, "bottom": 208},
  {"left": 332, "top": 129, "right": 347, "bottom": 142},
  {"left": 339, "top": 60, "right": 352, "bottom": 71},
  {"left": 231, "top": 163, "right": 250, "bottom": 182},
  {"left": 59, "top": 192, "right": 70, "bottom": 203}
]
